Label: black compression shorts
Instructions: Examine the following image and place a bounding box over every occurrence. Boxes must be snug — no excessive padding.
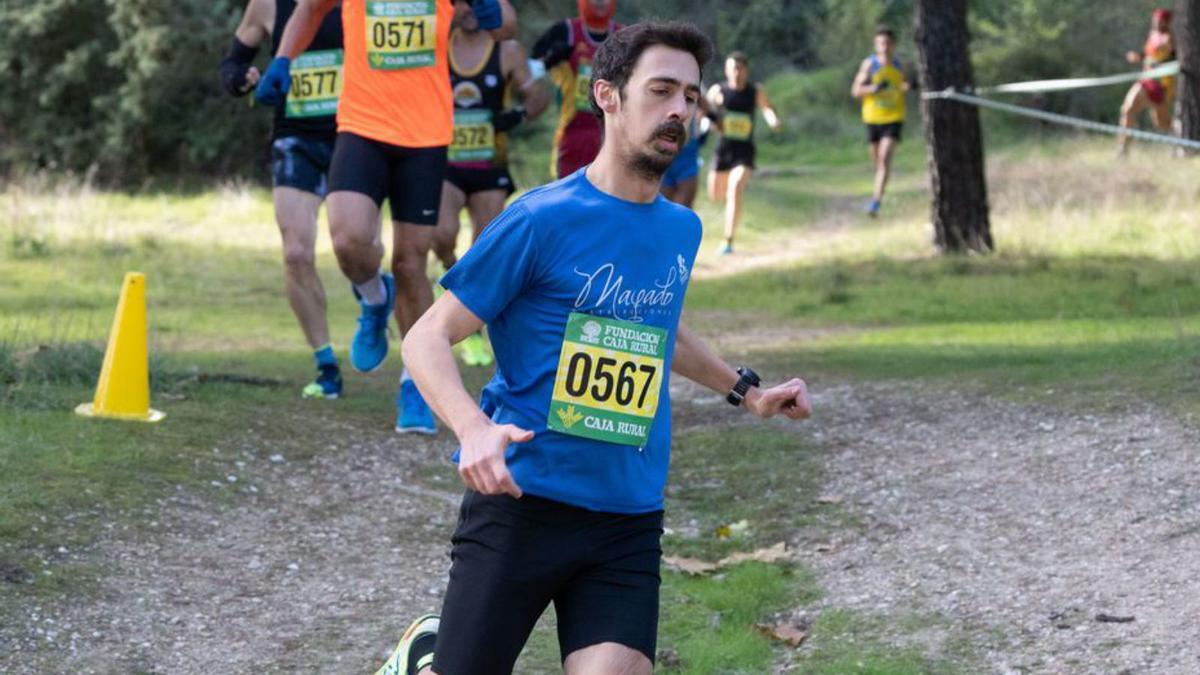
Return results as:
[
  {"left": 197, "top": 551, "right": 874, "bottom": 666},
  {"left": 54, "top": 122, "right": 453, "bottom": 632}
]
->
[{"left": 328, "top": 131, "right": 447, "bottom": 225}]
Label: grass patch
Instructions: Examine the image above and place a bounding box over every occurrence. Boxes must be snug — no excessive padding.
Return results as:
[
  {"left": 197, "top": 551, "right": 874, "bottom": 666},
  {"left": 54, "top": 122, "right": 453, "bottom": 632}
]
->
[
  {"left": 795, "top": 609, "right": 960, "bottom": 675},
  {"left": 659, "top": 563, "right": 813, "bottom": 674},
  {"left": 689, "top": 254, "right": 1200, "bottom": 409}
]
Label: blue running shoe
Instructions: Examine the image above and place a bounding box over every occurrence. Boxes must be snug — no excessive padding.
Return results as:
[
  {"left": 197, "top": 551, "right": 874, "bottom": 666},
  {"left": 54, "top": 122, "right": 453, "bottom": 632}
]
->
[
  {"left": 866, "top": 199, "right": 881, "bottom": 217},
  {"left": 301, "top": 364, "right": 342, "bottom": 399},
  {"left": 374, "top": 614, "right": 439, "bottom": 675},
  {"left": 350, "top": 274, "right": 395, "bottom": 373},
  {"left": 396, "top": 379, "right": 437, "bottom": 435},
  {"left": 718, "top": 241, "right": 734, "bottom": 256}
]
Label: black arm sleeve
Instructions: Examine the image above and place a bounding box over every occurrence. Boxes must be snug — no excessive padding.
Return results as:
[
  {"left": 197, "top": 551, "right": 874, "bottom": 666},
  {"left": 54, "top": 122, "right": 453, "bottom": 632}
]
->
[
  {"left": 531, "top": 21, "right": 572, "bottom": 68},
  {"left": 218, "top": 37, "right": 261, "bottom": 97},
  {"left": 492, "top": 106, "right": 527, "bottom": 133}
]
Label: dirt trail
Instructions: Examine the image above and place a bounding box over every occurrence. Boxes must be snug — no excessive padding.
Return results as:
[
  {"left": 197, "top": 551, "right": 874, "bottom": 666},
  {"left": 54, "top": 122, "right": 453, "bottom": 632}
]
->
[
  {"left": 797, "top": 381, "right": 1200, "bottom": 674},
  {"left": 5, "top": 369, "right": 1199, "bottom": 674}
]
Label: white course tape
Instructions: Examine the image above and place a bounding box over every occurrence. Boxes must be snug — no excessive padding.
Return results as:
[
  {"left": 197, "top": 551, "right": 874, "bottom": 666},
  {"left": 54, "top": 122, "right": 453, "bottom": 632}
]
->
[
  {"left": 975, "top": 61, "right": 1179, "bottom": 95},
  {"left": 922, "top": 88, "right": 1200, "bottom": 151}
]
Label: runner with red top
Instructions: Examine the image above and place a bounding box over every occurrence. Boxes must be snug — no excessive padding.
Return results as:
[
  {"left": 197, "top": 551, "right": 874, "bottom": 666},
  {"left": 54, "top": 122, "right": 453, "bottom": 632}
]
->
[
  {"left": 531, "top": 0, "right": 623, "bottom": 179},
  {"left": 1118, "top": 7, "right": 1176, "bottom": 156},
  {"left": 255, "top": 0, "right": 515, "bottom": 434}
]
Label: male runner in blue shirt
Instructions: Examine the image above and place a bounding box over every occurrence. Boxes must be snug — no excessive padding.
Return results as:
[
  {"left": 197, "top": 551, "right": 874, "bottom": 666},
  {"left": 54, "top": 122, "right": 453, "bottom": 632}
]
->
[{"left": 377, "top": 21, "right": 812, "bottom": 675}]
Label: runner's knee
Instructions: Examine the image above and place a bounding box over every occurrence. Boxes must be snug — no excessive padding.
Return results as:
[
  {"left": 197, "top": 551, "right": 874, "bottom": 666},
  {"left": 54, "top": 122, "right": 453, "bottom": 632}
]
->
[{"left": 283, "top": 243, "right": 315, "bottom": 271}]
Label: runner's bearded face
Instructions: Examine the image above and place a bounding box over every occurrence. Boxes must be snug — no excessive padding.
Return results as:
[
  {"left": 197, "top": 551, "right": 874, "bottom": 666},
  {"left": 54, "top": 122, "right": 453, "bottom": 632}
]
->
[{"left": 607, "top": 46, "right": 700, "bottom": 179}]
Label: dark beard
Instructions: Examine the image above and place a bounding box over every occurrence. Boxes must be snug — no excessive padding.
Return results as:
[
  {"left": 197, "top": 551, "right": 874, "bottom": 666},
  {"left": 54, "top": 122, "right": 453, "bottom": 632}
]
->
[{"left": 628, "top": 120, "right": 688, "bottom": 180}]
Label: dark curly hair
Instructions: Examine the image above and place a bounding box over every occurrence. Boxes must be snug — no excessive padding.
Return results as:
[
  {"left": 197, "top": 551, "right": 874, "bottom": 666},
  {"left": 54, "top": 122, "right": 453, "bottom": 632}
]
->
[{"left": 588, "top": 21, "right": 714, "bottom": 121}]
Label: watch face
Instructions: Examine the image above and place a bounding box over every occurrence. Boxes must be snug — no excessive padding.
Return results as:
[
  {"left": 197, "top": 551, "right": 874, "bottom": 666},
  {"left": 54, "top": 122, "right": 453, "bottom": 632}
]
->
[{"left": 738, "top": 367, "right": 760, "bottom": 386}]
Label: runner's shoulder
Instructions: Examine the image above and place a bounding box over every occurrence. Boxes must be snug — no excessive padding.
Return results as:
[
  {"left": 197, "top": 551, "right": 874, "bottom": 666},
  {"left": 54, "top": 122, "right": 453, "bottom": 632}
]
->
[
  {"left": 508, "top": 174, "right": 579, "bottom": 217},
  {"left": 656, "top": 197, "right": 703, "bottom": 237}
]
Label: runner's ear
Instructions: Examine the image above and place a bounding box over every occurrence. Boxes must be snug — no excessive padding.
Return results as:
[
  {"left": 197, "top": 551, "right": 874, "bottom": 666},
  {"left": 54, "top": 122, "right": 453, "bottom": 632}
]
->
[{"left": 594, "top": 79, "right": 620, "bottom": 115}]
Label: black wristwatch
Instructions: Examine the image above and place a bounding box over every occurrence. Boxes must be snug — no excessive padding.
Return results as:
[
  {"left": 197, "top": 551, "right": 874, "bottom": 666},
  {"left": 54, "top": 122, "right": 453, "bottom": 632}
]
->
[{"left": 726, "top": 367, "right": 761, "bottom": 406}]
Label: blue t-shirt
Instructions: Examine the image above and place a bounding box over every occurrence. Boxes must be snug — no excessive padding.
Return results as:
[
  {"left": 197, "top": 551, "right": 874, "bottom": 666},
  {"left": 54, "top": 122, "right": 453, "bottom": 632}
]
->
[{"left": 440, "top": 169, "right": 703, "bottom": 514}]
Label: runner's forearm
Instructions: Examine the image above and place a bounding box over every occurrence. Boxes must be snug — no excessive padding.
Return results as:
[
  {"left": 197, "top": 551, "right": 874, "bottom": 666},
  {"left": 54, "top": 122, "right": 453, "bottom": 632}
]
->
[
  {"left": 762, "top": 107, "right": 780, "bottom": 128},
  {"left": 670, "top": 323, "right": 739, "bottom": 395},
  {"left": 276, "top": 0, "right": 334, "bottom": 60}
]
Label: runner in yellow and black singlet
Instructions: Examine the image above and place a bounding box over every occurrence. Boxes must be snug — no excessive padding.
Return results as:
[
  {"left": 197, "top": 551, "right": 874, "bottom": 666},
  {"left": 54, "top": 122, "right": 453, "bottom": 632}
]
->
[
  {"left": 851, "top": 26, "right": 909, "bottom": 217},
  {"left": 433, "top": 3, "right": 547, "bottom": 367}
]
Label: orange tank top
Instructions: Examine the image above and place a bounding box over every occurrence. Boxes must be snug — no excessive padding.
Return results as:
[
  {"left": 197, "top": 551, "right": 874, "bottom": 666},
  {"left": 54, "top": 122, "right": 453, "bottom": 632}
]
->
[{"left": 338, "top": 0, "right": 454, "bottom": 147}]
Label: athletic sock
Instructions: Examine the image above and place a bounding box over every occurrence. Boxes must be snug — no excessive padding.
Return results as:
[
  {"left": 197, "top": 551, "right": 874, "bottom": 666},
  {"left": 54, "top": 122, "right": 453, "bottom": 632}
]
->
[
  {"left": 313, "top": 344, "right": 337, "bottom": 369},
  {"left": 400, "top": 368, "right": 412, "bottom": 384},
  {"left": 355, "top": 274, "right": 387, "bottom": 306}
]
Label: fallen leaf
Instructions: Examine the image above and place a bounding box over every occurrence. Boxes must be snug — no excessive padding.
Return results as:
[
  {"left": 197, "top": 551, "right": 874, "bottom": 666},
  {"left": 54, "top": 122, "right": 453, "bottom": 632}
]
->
[
  {"left": 721, "top": 541, "right": 790, "bottom": 566},
  {"left": 755, "top": 621, "right": 809, "bottom": 647},
  {"left": 662, "top": 556, "right": 719, "bottom": 575},
  {"left": 814, "top": 543, "right": 834, "bottom": 553},
  {"left": 815, "top": 495, "right": 843, "bottom": 505}
]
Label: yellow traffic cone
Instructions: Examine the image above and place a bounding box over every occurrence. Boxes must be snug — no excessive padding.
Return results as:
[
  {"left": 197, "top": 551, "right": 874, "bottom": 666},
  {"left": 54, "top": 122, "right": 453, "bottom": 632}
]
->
[{"left": 75, "top": 272, "right": 165, "bottom": 422}]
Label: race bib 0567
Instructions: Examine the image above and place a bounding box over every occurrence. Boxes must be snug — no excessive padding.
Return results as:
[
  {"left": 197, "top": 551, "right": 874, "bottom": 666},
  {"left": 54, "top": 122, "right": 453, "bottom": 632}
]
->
[{"left": 548, "top": 313, "right": 666, "bottom": 446}]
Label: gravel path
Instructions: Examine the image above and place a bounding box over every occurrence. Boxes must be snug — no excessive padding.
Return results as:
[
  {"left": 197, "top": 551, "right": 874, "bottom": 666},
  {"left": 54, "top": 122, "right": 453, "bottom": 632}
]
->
[
  {"left": 4, "top": 378, "right": 1197, "bottom": 674},
  {"left": 798, "top": 381, "right": 1200, "bottom": 674}
]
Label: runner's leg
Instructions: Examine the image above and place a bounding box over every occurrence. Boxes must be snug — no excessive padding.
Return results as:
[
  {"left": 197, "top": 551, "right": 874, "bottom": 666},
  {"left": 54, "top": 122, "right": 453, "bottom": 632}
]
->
[
  {"left": 273, "top": 187, "right": 329, "bottom": 349},
  {"left": 707, "top": 167, "right": 728, "bottom": 204},
  {"left": 725, "top": 164, "right": 752, "bottom": 247},
  {"left": 1118, "top": 83, "right": 1151, "bottom": 154},
  {"left": 874, "top": 135, "right": 898, "bottom": 203},
  {"left": 433, "top": 181, "right": 467, "bottom": 270},
  {"left": 465, "top": 189, "right": 508, "bottom": 242}
]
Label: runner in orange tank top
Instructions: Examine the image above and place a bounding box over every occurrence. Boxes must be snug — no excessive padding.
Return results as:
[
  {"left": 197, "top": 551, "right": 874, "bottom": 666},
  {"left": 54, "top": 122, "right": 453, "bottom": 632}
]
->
[
  {"left": 1118, "top": 8, "right": 1175, "bottom": 156},
  {"left": 257, "top": 0, "right": 516, "bottom": 434}
]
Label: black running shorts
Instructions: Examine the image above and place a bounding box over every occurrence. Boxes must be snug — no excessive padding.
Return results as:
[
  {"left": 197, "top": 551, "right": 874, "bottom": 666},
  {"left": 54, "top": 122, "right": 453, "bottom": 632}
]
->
[
  {"left": 866, "top": 122, "right": 903, "bottom": 144},
  {"left": 444, "top": 166, "right": 516, "bottom": 198},
  {"left": 328, "top": 131, "right": 447, "bottom": 225},
  {"left": 714, "top": 140, "right": 756, "bottom": 172},
  {"left": 432, "top": 491, "right": 664, "bottom": 675}
]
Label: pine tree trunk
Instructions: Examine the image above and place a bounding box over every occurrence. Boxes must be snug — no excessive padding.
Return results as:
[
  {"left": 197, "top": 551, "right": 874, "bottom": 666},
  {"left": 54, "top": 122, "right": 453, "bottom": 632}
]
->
[
  {"left": 913, "top": 0, "right": 992, "bottom": 253},
  {"left": 1177, "top": 0, "right": 1200, "bottom": 149}
]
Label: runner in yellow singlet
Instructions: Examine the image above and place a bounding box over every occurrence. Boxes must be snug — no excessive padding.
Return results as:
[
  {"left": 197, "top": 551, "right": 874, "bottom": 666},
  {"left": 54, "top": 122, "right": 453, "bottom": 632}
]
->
[{"left": 851, "top": 26, "right": 909, "bottom": 217}]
